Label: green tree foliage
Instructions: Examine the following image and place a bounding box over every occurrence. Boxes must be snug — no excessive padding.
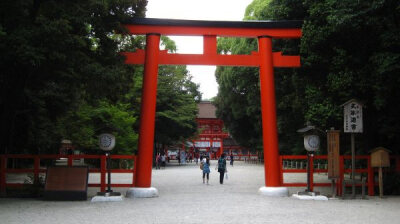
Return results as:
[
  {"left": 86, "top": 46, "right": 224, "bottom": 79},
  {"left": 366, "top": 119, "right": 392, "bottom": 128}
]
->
[
  {"left": 0, "top": 1, "right": 201, "bottom": 155},
  {"left": 155, "top": 65, "right": 201, "bottom": 146},
  {"left": 0, "top": 0, "right": 147, "bottom": 154},
  {"left": 215, "top": 0, "right": 306, "bottom": 153},
  {"left": 214, "top": 0, "right": 400, "bottom": 154},
  {"left": 215, "top": 37, "right": 263, "bottom": 149},
  {"left": 57, "top": 101, "right": 137, "bottom": 154},
  {"left": 301, "top": 0, "right": 400, "bottom": 153}
]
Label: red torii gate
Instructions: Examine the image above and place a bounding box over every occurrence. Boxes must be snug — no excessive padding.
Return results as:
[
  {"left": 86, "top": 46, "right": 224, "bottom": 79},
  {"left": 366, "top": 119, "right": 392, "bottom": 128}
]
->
[{"left": 122, "top": 18, "right": 302, "bottom": 197}]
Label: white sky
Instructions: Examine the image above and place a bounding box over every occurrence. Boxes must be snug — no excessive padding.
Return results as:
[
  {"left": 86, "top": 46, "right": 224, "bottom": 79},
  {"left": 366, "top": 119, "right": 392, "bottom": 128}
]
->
[{"left": 146, "top": 0, "right": 253, "bottom": 100}]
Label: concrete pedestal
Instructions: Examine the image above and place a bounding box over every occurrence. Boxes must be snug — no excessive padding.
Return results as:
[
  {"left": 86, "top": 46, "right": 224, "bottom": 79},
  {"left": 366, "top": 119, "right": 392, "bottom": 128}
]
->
[
  {"left": 258, "top": 186, "right": 289, "bottom": 197},
  {"left": 126, "top": 187, "right": 159, "bottom": 198},
  {"left": 91, "top": 195, "right": 123, "bottom": 202},
  {"left": 292, "top": 193, "right": 328, "bottom": 201}
]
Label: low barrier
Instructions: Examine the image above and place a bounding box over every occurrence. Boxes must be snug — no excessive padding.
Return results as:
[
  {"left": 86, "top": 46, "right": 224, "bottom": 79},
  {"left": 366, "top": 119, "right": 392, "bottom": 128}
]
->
[
  {"left": 227, "top": 154, "right": 259, "bottom": 161},
  {"left": 0, "top": 154, "right": 136, "bottom": 195},
  {"left": 280, "top": 155, "right": 400, "bottom": 196}
]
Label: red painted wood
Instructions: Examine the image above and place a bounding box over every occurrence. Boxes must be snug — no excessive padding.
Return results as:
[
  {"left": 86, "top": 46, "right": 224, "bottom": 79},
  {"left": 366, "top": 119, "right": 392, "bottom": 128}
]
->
[
  {"left": 281, "top": 155, "right": 307, "bottom": 160},
  {"left": 33, "top": 156, "right": 40, "bottom": 184},
  {"left": 135, "top": 34, "right": 160, "bottom": 188},
  {"left": 0, "top": 154, "right": 136, "bottom": 194},
  {"left": 203, "top": 35, "right": 217, "bottom": 55},
  {"left": 259, "top": 36, "right": 280, "bottom": 187},
  {"left": 0, "top": 156, "right": 6, "bottom": 195},
  {"left": 280, "top": 155, "right": 377, "bottom": 196},
  {"left": 67, "top": 155, "right": 73, "bottom": 167},
  {"left": 282, "top": 183, "right": 331, "bottom": 187},
  {"left": 310, "top": 155, "right": 314, "bottom": 192},
  {"left": 279, "top": 156, "right": 283, "bottom": 185},
  {"left": 368, "top": 157, "right": 375, "bottom": 196},
  {"left": 123, "top": 50, "right": 300, "bottom": 67}
]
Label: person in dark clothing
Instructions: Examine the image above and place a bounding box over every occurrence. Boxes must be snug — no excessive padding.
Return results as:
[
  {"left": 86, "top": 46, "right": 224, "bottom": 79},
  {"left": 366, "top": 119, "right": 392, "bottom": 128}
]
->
[
  {"left": 202, "top": 157, "right": 211, "bottom": 184},
  {"left": 230, "top": 154, "right": 234, "bottom": 166},
  {"left": 217, "top": 153, "right": 227, "bottom": 184}
]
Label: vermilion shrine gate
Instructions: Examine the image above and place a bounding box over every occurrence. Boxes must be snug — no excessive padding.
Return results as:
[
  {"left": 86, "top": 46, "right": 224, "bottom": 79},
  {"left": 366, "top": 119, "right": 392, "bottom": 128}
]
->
[
  {"left": 123, "top": 18, "right": 302, "bottom": 197},
  {"left": 193, "top": 101, "right": 257, "bottom": 160},
  {"left": 194, "top": 101, "right": 229, "bottom": 159}
]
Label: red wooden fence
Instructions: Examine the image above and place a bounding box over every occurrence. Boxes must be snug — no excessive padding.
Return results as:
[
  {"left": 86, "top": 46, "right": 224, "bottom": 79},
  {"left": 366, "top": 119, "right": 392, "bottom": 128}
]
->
[
  {"left": 0, "top": 154, "right": 136, "bottom": 195},
  {"left": 2, "top": 154, "right": 399, "bottom": 197},
  {"left": 280, "top": 155, "right": 400, "bottom": 196}
]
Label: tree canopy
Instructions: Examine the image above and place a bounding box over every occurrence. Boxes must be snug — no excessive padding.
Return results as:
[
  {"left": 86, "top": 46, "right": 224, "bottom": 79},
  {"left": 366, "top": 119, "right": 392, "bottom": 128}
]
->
[
  {"left": 214, "top": 0, "right": 400, "bottom": 154},
  {"left": 0, "top": 0, "right": 201, "bottom": 155}
]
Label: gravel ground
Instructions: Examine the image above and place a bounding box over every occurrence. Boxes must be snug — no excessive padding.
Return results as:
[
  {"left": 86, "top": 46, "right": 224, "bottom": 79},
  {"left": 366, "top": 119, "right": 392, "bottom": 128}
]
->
[{"left": 1, "top": 161, "right": 399, "bottom": 224}]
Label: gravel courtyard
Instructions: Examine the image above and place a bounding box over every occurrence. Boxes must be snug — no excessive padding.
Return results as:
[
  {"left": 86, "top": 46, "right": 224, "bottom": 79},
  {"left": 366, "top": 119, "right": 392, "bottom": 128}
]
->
[{"left": 1, "top": 161, "right": 399, "bottom": 224}]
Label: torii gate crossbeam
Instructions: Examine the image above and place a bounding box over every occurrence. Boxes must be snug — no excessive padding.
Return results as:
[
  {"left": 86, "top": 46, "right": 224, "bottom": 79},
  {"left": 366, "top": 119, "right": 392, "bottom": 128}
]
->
[{"left": 123, "top": 18, "right": 302, "bottom": 197}]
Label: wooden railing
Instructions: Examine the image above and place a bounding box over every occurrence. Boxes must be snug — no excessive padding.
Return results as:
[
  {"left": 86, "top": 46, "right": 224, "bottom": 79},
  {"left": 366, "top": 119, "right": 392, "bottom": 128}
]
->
[
  {"left": 0, "top": 154, "right": 136, "bottom": 195},
  {"left": 280, "top": 155, "right": 400, "bottom": 196},
  {"left": 227, "top": 154, "right": 259, "bottom": 161}
]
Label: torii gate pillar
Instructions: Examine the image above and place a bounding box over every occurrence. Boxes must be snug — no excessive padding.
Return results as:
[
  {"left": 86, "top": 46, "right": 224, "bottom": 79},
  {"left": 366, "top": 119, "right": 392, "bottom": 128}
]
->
[
  {"left": 126, "top": 34, "right": 160, "bottom": 198},
  {"left": 258, "top": 36, "right": 288, "bottom": 196}
]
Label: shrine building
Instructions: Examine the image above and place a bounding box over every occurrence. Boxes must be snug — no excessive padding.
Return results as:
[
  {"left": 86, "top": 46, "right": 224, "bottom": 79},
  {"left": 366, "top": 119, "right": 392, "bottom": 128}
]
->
[{"left": 192, "top": 101, "right": 255, "bottom": 160}]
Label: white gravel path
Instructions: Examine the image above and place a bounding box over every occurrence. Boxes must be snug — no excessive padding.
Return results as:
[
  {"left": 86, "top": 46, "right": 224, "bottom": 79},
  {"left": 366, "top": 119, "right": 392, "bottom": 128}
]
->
[{"left": 1, "top": 161, "right": 399, "bottom": 224}]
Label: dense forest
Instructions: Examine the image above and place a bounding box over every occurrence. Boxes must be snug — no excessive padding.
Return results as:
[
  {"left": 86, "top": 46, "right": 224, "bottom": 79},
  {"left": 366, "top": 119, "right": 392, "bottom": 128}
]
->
[
  {"left": 214, "top": 0, "right": 400, "bottom": 155},
  {"left": 0, "top": 0, "right": 200, "bottom": 155}
]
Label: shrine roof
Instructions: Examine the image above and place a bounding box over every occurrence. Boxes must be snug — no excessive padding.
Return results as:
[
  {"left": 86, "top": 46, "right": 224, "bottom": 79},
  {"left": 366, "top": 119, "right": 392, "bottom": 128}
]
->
[
  {"left": 197, "top": 101, "right": 217, "bottom": 119},
  {"left": 125, "top": 18, "right": 303, "bottom": 29}
]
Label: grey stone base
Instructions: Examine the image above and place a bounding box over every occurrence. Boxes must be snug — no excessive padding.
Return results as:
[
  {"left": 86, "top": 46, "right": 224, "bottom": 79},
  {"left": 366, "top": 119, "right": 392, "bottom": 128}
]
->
[
  {"left": 91, "top": 195, "right": 123, "bottom": 202},
  {"left": 292, "top": 193, "right": 328, "bottom": 201},
  {"left": 126, "top": 187, "right": 159, "bottom": 198},
  {"left": 258, "top": 186, "right": 289, "bottom": 197}
]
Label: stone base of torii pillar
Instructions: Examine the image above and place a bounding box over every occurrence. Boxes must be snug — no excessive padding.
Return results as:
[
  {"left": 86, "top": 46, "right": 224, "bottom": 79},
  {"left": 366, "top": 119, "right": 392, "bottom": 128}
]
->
[{"left": 258, "top": 186, "right": 289, "bottom": 197}]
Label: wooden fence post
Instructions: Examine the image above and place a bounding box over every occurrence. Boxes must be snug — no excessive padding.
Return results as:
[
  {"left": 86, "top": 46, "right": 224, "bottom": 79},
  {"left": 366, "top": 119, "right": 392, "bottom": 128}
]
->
[
  {"left": 279, "top": 156, "right": 283, "bottom": 185},
  {"left": 133, "top": 156, "right": 137, "bottom": 187},
  {"left": 338, "top": 156, "right": 344, "bottom": 196},
  {"left": 310, "top": 155, "right": 314, "bottom": 192},
  {"left": 67, "top": 155, "right": 73, "bottom": 167},
  {"left": 100, "top": 155, "right": 106, "bottom": 192},
  {"left": 368, "top": 156, "right": 375, "bottom": 196},
  {"left": 0, "top": 155, "right": 6, "bottom": 196},
  {"left": 34, "top": 156, "right": 40, "bottom": 184}
]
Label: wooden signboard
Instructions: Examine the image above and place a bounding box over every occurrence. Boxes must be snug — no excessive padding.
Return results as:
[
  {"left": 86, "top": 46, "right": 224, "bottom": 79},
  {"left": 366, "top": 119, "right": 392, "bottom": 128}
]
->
[
  {"left": 44, "top": 166, "right": 89, "bottom": 201},
  {"left": 327, "top": 130, "right": 340, "bottom": 179},
  {"left": 370, "top": 147, "right": 391, "bottom": 198},
  {"left": 371, "top": 147, "right": 390, "bottom": 168}
]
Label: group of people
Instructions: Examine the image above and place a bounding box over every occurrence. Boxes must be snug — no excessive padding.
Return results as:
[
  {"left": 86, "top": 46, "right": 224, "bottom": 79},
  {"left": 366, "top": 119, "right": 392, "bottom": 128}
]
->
[{"left": 200, "top": 153, "right": 231, "bottom": 185}]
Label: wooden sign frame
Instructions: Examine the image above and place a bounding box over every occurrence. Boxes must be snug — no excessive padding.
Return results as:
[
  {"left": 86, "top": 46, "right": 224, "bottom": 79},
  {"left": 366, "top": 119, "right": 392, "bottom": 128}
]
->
[{"left": 44, "top": 166, "right": 89, "bottom": 201}]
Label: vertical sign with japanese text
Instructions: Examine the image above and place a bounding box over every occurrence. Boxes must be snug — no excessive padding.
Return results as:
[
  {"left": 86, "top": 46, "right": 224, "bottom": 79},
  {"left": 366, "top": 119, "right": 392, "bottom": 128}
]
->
[{"left": 344, "top": 101, "right": 363, "bottom": 133}]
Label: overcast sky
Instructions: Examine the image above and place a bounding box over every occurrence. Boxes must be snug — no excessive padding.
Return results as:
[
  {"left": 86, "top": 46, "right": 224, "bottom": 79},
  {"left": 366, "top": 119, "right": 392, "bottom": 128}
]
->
[{"left": 146, "top": 0, "right": 253, "bottom": 100}]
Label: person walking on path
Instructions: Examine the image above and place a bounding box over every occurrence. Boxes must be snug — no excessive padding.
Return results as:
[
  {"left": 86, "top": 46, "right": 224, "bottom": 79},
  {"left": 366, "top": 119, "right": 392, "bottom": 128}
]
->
[
  {"left": 155, "top": 153, "right": 161, "bottom": 169},
  {"left": 230, "top": 154, "right": 234, "bottom": 167},
  {"left": 201, "top": 157, "right": 211, "bottom": 184},
  {"left": 217, "top": 153, "right": 227, "bottom": 184},
  {"left": 161, "top": 154, "right": 166, "bottom": 168}
]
